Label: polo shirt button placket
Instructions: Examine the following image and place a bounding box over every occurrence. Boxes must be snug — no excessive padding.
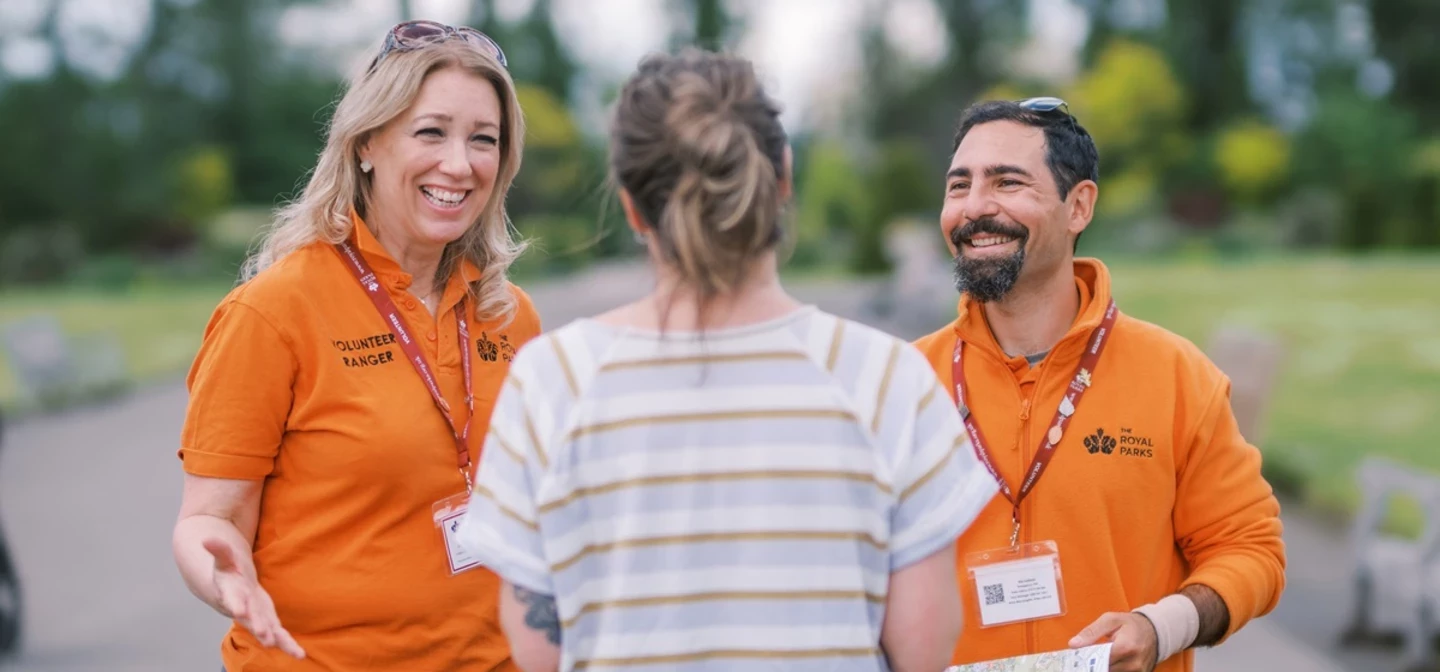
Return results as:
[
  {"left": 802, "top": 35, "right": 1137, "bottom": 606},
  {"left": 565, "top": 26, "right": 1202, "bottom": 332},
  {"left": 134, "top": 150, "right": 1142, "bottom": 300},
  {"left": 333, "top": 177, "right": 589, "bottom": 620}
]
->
[{"left": 390, "top": 276, "right": 417, "bottom": 314}]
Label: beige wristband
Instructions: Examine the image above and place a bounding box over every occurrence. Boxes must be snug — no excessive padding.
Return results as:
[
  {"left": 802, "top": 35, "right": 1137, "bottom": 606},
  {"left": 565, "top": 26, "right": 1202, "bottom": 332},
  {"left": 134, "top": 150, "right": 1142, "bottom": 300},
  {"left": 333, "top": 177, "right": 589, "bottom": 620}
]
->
[{"left": 1133, "top": 594, "right": 1200, "bottom": 663}]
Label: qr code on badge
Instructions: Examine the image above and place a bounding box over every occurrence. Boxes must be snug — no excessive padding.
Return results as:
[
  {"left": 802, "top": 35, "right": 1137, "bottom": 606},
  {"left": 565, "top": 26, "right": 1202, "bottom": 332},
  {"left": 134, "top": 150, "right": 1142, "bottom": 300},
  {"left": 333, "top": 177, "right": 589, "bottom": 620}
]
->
[{"left": 983, "top": 583, "right": 1005, "bottom": 605}]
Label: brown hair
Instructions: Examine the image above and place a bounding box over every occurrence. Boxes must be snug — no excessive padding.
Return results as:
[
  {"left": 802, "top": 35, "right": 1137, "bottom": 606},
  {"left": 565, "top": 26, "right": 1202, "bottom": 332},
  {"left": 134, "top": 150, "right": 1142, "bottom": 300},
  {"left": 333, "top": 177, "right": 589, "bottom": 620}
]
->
[
  {"left": 610, "top": 49, "right": 787, "bottom": 305},
  {"left": 244, "top": 38, "right": 527, "bottom": 326}
]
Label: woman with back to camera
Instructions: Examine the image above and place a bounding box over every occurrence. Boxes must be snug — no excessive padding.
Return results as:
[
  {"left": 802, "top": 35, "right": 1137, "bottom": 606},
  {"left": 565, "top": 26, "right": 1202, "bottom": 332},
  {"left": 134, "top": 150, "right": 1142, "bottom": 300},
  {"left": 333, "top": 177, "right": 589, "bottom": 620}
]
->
[
  {"left": 171, "top": 21, "right": 540, "bottom": 671},
  {"left": 458, "top": 49, "right": 1000, "bottom": 672}
]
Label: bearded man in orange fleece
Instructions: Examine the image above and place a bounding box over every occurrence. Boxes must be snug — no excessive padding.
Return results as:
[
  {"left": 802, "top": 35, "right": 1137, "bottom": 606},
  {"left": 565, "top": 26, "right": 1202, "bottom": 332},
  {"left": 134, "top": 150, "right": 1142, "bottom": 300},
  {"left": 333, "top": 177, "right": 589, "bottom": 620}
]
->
[{"left": 914, "top": 98, "right": 1286, "bottom": 672}]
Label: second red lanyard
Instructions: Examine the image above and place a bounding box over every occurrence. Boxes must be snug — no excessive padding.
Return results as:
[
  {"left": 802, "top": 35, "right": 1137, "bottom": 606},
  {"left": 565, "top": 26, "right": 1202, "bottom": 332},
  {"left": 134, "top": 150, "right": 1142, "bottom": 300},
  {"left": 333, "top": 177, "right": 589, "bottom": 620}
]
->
[
  {"left": 334, "top": 241, "right": 476, "bottom": 490},
  {"left": 951, "top": 299, "right": 1118, "bottom": 547}
]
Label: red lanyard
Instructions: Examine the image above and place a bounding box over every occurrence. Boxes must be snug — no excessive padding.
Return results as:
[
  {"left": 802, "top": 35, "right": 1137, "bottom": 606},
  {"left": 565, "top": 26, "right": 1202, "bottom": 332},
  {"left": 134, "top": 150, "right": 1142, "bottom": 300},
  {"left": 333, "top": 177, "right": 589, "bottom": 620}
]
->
[
  {"left": 334, "top": 241, "right": 475, "bottom": 490},
  {"left": 952, "top": 299, "right": 1118, "bottom": 547}
]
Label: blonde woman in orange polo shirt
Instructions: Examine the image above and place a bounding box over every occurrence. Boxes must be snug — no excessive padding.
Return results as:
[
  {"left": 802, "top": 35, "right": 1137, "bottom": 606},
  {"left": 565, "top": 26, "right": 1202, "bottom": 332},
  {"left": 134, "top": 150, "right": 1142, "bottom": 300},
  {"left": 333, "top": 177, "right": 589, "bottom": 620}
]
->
[{"left": 171, "top": 22, "right": 539, "bottom": 671}]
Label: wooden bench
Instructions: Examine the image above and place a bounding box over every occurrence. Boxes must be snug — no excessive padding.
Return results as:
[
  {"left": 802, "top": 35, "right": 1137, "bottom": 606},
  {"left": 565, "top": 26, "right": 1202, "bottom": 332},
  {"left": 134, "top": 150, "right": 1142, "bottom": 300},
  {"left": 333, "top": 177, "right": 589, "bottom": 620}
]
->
[
  {"left": 1339, "top": 457, "right": 1440, "bottom": 671},
  {"left": 1206, "top": 324, "right": 1284, "bottom": 445}
]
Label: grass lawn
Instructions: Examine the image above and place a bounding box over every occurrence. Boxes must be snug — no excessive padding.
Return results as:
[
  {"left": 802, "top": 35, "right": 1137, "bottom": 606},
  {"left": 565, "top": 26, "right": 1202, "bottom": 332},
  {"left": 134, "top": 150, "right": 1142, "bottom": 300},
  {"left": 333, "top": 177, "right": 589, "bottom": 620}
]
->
[
  {"left": 0, "top": 282, "right": 233, "bottom": 410},
  {"left": 1105, "top": 254, "right": 1440, "bottom": 526}
]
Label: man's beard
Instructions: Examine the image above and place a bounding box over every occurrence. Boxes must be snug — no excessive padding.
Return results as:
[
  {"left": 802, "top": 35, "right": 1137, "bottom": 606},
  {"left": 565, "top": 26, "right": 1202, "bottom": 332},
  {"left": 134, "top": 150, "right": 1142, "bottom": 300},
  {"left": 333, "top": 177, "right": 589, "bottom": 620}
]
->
[{"left": 951, "top": 217, "right": 1028, "bottom": 303}]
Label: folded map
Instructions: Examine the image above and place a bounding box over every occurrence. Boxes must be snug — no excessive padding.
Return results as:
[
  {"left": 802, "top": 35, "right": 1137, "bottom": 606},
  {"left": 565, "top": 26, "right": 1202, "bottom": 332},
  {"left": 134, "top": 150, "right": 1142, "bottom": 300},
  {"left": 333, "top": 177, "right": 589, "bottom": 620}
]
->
[{"left": 945, "top": 643, "right": 1111, "bottom": 672}]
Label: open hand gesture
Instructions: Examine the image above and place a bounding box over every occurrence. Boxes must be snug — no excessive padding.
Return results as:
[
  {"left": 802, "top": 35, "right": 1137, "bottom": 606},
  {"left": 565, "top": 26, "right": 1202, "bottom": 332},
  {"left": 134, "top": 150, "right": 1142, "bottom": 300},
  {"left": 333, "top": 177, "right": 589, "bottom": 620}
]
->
[{"left": 204, "top": 538, "right": 305, "bottom": 660}]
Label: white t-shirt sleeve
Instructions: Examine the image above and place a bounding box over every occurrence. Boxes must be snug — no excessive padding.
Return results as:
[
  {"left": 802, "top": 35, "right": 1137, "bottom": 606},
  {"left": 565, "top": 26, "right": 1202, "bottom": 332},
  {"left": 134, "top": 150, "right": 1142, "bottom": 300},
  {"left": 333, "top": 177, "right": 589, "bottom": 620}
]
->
[
  {"left": 888, "top": 349, "right": 999, "bottom": 570},
  {"left": 457, "top": 351, "right": 554, "bottom": 595}
]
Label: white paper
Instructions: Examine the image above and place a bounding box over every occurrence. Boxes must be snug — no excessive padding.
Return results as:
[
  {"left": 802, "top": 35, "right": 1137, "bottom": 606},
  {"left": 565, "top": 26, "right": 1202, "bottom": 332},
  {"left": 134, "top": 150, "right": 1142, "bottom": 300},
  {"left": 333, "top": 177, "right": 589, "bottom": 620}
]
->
[
  {"left": 946, "top": 643, "right": 1111, "bottom": 672},
  {"left": 439, "top": 507, "right": 483, "bottom": 574},
  {"left": 972, "top": 555, "right": 1063, "bottom": 627}
]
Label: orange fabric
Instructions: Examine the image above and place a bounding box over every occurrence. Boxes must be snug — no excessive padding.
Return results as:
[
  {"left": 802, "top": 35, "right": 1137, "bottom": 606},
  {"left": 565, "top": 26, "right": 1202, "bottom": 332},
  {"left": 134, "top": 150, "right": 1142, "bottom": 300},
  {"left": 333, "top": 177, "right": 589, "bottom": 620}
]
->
[
  {"left": 914, "top": 258, "right": 1286, "bottom": 672},
  {"left": 179, "top": 213, "right": 541, "bottom": 671}
]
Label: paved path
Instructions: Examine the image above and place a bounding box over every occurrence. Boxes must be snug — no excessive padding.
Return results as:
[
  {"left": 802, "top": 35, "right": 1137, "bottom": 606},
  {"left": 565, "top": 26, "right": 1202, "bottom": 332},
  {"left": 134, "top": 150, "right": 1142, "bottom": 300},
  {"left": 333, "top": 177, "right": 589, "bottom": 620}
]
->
[
  {"left": 0, "top": 262, "right": 1407, "bottom": 671},
  {"left": 0, "top": 384, "right": 224, "bottom": 672}
]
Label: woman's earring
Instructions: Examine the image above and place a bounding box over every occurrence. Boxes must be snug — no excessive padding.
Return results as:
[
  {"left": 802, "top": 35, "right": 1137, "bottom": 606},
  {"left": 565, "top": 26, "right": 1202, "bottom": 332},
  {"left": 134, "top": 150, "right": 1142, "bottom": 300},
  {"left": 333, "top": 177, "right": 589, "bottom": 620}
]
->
[
  {"left": 633, "top": 231, "right": 647, "bottom": 245},
  {"left": 360, "top": 160, "right": 373, "bottom": 173}
]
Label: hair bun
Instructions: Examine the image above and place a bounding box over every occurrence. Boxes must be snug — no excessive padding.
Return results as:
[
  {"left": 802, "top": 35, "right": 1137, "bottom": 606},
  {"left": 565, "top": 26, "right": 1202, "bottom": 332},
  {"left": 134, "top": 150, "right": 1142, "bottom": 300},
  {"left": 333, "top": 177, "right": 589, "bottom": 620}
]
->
[{"left": 610, "top": 49, "right": 789, "bottom": 298}]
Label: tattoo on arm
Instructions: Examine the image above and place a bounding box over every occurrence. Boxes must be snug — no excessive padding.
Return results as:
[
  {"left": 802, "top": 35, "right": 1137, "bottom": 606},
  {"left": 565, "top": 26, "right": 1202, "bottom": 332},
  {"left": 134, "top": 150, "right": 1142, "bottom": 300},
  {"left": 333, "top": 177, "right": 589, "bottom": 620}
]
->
[
  {"left": 1180, "top": 584, "right": 1230, "bottom": 647},
  {"left": 513, "top": 586, "right": 561, "bottom": 645}
]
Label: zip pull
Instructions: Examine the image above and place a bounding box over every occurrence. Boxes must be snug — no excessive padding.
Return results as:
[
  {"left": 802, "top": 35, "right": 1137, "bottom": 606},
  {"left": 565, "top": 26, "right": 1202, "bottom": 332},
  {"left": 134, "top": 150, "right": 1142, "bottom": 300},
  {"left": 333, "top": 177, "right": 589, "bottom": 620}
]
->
[{"left": 1019, "top": 398, "right": 1032, "bottom": 421}]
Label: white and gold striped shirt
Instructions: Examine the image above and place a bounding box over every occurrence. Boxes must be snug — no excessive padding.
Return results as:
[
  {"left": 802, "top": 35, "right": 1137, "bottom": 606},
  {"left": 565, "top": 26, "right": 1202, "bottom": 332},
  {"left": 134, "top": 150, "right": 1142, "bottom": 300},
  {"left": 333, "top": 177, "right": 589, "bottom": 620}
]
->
[{"left": 460, "top": 306, "right": 997, "bottom": 671}]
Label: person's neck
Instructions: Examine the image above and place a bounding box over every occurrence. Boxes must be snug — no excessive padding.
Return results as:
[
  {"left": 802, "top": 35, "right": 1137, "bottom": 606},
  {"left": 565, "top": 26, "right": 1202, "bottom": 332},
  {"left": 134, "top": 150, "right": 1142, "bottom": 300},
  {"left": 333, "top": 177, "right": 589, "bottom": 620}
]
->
[
  {"left": 622, "top": 254, "right": 802, "bottom": 331},
  {"left": 372, "top": 220, "right": 444, "bottom": 303},
  {"left": 981, "top": 261, "right": 1080, "bottom": 359}
]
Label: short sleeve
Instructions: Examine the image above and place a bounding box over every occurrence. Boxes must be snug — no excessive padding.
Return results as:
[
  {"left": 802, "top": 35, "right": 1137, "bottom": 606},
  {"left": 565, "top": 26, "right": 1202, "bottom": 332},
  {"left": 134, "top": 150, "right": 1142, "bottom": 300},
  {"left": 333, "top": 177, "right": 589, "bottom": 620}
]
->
[
  {"left": 178, "top": 298, "right": 297, "bottom": 479},
  {"left": 889, "top": 351, "right": 999, "bottom": 570},
  {"left": 458, "top": 359, "right": 553, "bottom": 595}
]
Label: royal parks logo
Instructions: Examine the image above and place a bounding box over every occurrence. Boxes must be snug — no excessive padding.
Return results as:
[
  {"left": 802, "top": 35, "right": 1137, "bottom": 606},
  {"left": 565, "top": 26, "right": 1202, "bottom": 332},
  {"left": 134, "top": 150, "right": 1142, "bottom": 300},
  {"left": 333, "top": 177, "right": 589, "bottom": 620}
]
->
[
  {"left": 477, "top": 332, "right": 515, "bottom": 363},
  {"left": 1085, "top": 427, "right": 1154, "bottom": 458}
]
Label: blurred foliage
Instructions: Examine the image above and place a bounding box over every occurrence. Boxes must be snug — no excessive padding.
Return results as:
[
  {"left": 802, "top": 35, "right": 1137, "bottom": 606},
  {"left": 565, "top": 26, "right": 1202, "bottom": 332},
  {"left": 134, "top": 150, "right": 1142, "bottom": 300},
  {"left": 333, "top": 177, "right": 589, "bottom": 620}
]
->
[
  {"left": 0, "top": 227, "right": 85, "bottom": 286},
  {"left": 1068, "top": 40, "right": 1187, "bottom": 163},
  {"left": 0, "top": 0, "right": 1438, "bottom": 292},
  {"left": 1095, "top": 169, "right": 1160, "bottom": 221},
  {"left": 511, "top": 214, "right": 599, "bottom": 276},
  {"left": 1370, "top": 0, "right": 1440, "bottom": 134},
  {"left": 516, "top": 85, "right": 581, "bottom": 150},
  {"left": 1213, "top": 120, "right": 1291, "bottom": 204},
  {"left": 1292, "top": 90, "right": 1425, "bottom": 248},
  {"left": 668, "top": 0, "right": 743, "bottom": 52},
  {"left": 792, "top": 141, "right": 870, "bottom": 269},
  {"left": 171, "top": 146, "right": 236, "bottom": 229},
  {"left": 852, "top": 142, "right": 934, "bottom": 275}
]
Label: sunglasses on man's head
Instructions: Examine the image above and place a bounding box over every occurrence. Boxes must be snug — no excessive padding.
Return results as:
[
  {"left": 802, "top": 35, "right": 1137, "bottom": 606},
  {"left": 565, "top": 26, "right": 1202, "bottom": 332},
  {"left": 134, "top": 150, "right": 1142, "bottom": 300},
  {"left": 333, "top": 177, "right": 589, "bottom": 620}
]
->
[
  {"left": 1017, "top": 96, "right": 1069, "bottom": 114},
  {"left": 367, "top": 20, "right": 507, "bottom": 74},
  {"left": 1017, "top": 96, "right": 1083, "bottom": 134}
]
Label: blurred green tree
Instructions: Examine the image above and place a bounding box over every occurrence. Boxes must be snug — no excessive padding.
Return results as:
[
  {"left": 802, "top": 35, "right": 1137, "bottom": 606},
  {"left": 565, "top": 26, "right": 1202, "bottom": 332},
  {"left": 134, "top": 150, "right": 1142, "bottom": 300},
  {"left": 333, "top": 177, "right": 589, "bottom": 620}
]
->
[
  {"left": 669, "top": 0, "right": 742, "bottom": 51},
  {"left": 1371, "top": 0, "right": 1440, "bottom": 133},
  {"left": 1213, "top": 119, "right": 1292, "bottom": 206},
  {"left": 1293, "top": 90, "right": 1423, "bottom": 249},
  {"left": 792, "top": 141, "right": 871, "bottom": 269}
]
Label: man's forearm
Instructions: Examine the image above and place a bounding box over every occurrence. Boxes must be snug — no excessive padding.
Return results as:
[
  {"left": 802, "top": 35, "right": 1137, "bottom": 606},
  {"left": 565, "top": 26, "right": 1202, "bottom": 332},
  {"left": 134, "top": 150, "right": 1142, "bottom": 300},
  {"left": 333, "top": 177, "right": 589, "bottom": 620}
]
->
[
  {"left": 1180, "top": 584, "right": 1230, "bottom": 647},
  {"left": 1133, "top": 583, "right": 1231, "bottom": 664}
]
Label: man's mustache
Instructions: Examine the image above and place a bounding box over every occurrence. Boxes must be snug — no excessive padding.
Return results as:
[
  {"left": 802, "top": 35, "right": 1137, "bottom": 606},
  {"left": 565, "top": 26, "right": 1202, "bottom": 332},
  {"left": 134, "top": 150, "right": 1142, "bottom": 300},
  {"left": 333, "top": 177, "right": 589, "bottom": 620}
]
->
[{"left": 951, "top": 218, "right": 1028, "bottom": 247}]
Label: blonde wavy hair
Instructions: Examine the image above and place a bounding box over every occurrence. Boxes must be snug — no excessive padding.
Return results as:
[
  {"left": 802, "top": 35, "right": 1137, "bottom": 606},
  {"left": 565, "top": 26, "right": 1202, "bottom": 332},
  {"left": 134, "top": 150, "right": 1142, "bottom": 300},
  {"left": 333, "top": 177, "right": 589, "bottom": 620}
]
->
[{"left": 242, "top": 37, "right": 527, "bottom": 324}]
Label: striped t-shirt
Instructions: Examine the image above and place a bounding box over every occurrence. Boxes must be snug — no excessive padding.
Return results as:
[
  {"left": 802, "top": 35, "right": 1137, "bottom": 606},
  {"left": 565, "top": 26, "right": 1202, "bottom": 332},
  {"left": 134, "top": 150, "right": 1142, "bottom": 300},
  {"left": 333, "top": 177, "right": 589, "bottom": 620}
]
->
[{"left": 459, "top": 306, "right": 998, "bottom": 671}]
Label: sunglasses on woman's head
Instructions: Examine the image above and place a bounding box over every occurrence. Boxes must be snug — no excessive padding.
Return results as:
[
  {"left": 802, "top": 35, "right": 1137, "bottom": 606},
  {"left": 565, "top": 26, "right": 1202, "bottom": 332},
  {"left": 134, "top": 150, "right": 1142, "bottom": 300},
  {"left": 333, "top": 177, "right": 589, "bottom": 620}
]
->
[{"left": 366, "top": 20, "right": 508, "bottom": 74}]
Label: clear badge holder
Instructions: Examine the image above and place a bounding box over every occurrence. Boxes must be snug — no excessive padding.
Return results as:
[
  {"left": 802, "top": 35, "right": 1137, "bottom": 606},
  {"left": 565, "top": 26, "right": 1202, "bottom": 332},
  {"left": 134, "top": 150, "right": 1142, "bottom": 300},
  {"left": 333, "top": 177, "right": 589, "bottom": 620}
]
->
[
  {"left": 964, "top": 540, "right": 1067, "bottom": 628},
  {"left": 433, "top": 492, "right": 482, "bottom": 575}
]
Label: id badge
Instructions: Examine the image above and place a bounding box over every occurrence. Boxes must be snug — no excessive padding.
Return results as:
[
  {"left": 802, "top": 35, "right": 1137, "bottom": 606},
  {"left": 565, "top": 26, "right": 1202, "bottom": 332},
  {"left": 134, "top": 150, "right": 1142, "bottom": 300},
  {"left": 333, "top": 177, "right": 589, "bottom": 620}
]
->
[
  {"left": 965, "top": 541, "right": 1067, "bottom": 628},
  {"left": 432, "top": 492, "right": 483, "bottom": 575}
]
